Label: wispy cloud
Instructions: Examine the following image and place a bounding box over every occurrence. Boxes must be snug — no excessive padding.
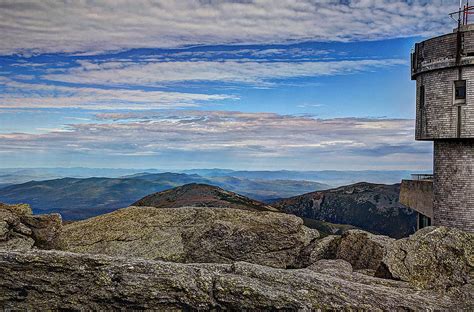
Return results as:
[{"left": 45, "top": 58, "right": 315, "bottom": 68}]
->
[
  {"left": 0, "top": 110, "right": 432, "bottom": 170},
  {"left": 44, "top": 59, "right": 405, "bottom": 87},
  {"left": 0, "top": 1, "right": 457, "bottom": 55},
  {"left": 0, "top": 78, "right": 236, "bottom": 109}
]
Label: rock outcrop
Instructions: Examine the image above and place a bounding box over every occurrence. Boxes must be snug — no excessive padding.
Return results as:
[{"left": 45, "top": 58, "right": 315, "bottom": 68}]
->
[
  {"left": 0, "top": 249, "right": 461, "bottom": 311},
  {"left": 378, "top": 226, "right": 473, "bottom": 301},
  {"left": 0, "top": 203, "right": 61, "bottom": 250},
  {"left": 61, "top": 206, "right": 319, "bottom": 268}
]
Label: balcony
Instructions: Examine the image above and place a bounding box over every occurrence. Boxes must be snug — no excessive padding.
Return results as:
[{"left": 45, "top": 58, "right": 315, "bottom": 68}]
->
[{"left": 400, "top": 174, "right": 433, "bottom": 227}]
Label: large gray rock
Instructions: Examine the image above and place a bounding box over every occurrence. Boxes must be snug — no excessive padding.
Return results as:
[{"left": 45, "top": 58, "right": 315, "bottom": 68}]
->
[
  {"left": 377, "top": 226, "right": 473, "bottom": 300},
  {"left": 0, "top": 249, "right": 464, "bottom": 311},
  {"left": 61, "top": 206, "right": 319, "bottom": 268},
  {"left": 336, "top": 229, "right": 394, "bottom": 271},
  {"left": 0, "top": 203, "right": 62, "bottom": 250},
  {"left": 300, "top": 235, "right": 341, "bottom": 267}
]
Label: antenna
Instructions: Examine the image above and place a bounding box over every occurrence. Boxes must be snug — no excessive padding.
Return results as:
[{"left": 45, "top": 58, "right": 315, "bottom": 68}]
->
[
  {"left": 467, "top": 1, "right": 471, "bottom": 25},
  {"left": 450, "top": 2, "right": 463, "bottom": 26},
  {"left": 450, "top": 0, "right": 474, "bottom": 27}
]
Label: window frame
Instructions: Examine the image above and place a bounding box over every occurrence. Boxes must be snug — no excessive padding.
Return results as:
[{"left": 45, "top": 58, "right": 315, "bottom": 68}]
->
[
  {"left": 454, "top": 80, "right": 467, "bottom": 105},
  {"left": 419, "top": 85, "right": 425, "bottom": 109}
]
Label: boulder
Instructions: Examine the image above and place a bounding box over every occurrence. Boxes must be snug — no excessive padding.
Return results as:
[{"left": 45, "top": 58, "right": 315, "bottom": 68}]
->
[
  {"left": 304, "top": 235, "right": 341, "bottom": 265},
  {"left": 0, "top": 249, "right": 464, "bottom": 311},
  {"left": 0, "top": 203, "right": 62, "bottom": 250},
  {"left": 377, "top": 226, "right": 473, "bottom": 299},
  {"left": 336, "top": 230, "right": 394, "bottom": 270},
  {"left": 61, "top": 206, "right": 319, "bottom": 268}
]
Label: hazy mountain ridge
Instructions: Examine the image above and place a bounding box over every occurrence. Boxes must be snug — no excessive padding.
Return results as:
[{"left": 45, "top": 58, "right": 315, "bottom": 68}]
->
[
  {"left": 0, "top": 167, "right": 424, "bottom": 187},
  {"left": 0, "top": 173, "right": 327, "bottom": 220},
  {"left": 273, "top": 182, "right": 417, "bottom": 238},
  {"left": 182, "top": 169, "right": 419, "bottom": 186},
  {"left": 0, "top": 169, "right": 418, "bottom": 238}
]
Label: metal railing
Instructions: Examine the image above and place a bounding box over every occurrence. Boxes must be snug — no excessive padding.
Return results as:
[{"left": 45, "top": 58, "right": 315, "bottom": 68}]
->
[{"left": 411, "top": 174, "right": 434, "bottom": 181}]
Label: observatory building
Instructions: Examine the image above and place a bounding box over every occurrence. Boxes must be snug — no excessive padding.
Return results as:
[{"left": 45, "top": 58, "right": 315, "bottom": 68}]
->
[{"left": 400, "top": 5, "right": 474, "bottom": 232}]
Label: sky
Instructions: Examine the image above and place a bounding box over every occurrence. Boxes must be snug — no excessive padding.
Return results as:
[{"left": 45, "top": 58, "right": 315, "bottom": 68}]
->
[{"left": 0, "top": 0, "right": 462, "bottom": 170}]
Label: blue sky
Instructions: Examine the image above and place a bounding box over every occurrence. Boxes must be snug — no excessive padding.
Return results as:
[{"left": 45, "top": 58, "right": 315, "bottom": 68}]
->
[{"left": 0, "top": 1, "right": 460, "bottom": 170}]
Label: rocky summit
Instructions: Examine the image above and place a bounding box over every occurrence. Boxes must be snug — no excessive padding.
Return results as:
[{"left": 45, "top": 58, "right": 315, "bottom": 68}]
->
[{"left": 0, "top": 202, "right": 473, "bottom": 310}]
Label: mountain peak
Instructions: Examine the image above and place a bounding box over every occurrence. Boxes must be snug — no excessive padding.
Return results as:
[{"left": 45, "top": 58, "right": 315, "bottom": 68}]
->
[{"left": 132, "top": 183, "right": 278, "bottom": 212}]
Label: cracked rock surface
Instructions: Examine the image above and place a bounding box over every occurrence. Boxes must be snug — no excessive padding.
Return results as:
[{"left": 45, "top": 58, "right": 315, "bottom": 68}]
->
[{"left": 0, "top": 249, "right": 460, "bottom": 311}]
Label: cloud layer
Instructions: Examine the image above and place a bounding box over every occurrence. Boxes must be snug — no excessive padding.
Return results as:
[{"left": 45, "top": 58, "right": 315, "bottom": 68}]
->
[
  {"left": 0, "top": 0, "right": 457, "bottom": 55},
  {"left": 0, "top": 110, "right": 432, "bottom": 169}
]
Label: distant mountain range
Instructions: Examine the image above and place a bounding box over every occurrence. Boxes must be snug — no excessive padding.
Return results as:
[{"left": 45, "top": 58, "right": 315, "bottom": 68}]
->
[
  {"left": 181, "top": 169, "right": 419, "bottom": 186},
  {"left": 0, "top": 172, "right": 327, "bottom": 219},
  {"left": 273, "top": 182, "right": 416, "bottom": 238},
  {"left": 0, "top": 168, "right": 419, "bottom": 237},
  {"left": 0, "top": 167, "right": 426, "bottom": 187}
]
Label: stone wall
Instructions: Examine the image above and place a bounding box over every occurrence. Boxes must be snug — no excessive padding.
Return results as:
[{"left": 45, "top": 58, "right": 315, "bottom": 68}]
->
[
  {"left": 412, "top": 33, "right": 457, "bottom": 74},
  {"left": 434, "top": 140, "right": 474, "bottom": 232}
]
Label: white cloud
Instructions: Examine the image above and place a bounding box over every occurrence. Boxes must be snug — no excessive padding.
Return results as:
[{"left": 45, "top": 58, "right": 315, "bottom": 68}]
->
[
  {"left": 0, "top": 0, "right": 457, "bottom": 55},
  {"left": 44, "top": 59, "right": 405, "bottom": 87},
  {"left": 0, "top": 78, "right": 236, "bottom": 109}
]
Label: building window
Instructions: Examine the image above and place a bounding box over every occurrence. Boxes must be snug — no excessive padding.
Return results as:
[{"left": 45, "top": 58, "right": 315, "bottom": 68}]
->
[
  {"left": 454, "top": 80, "right": 466, "bottom": 104},
  {"left": 418, "top": 213, "right": 431, "bottom": 229},
  {"left": 419, "top": 85, "right": 425, "bottom": 108}
]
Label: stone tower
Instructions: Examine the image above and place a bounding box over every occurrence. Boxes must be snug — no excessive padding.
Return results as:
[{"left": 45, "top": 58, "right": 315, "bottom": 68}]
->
[{"left": 410, "top": 9, "right": 474, "bottom": 232}]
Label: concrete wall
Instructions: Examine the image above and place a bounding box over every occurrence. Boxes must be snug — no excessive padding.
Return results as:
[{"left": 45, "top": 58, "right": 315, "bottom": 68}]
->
[
  {"left": 434, "top": 140, "right": 474, "bottom": 232},
  {"left": 399, "top": 179, "right": 433, "bottom": 218}
]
